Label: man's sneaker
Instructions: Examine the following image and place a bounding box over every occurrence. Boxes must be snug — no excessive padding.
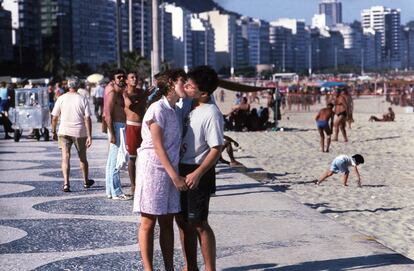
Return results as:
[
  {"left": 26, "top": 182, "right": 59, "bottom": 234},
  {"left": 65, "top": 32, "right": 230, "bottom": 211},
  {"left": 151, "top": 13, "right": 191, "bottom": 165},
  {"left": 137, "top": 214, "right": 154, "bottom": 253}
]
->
[{"left": 112, "top": 194, "right": 132, "bottom": 201}]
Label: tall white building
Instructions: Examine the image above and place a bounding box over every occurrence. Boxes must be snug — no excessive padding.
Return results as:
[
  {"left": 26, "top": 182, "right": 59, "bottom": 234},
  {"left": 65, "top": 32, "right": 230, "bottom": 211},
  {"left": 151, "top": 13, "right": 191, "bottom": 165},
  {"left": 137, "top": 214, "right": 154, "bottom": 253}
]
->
[
  {"left": 361, "top": 6, "right": 401, "bottom": 68},
  {"left": 190, "top": 15, "right": 215, "bottom": 68},
  {"left": 238, "top": 16, "right": 271, "bottom": 67},
  {"left": 199, "top": 10, "right": 237, "bottom": 71},
  {"left": 271, "top": 18, "right": 309, "bottom": 72},
  {"left": 319, "top": 0, "right": 342, "bottom": 26},
  {"left": 165, "top": 3, "right": 192, "bottom": 70},
  {"left": 312, "top": 14, "right": 332, "bottom": 30}
]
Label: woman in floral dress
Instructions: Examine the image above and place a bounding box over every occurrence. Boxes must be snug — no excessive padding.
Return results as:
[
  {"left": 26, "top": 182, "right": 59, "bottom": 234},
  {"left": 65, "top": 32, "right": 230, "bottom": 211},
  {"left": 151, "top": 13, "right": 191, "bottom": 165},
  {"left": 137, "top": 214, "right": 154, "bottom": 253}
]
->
[{"left": 133, "top": 69, "right": 188, "bottom": 271}]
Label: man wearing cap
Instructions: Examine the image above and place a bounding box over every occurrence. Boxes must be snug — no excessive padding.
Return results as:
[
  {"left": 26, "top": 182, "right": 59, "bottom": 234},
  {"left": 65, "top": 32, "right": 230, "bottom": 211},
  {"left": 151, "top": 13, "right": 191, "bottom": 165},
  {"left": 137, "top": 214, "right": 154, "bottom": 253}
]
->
[{"left": 51, "top": 77, "right": 94, "bottom": 192}]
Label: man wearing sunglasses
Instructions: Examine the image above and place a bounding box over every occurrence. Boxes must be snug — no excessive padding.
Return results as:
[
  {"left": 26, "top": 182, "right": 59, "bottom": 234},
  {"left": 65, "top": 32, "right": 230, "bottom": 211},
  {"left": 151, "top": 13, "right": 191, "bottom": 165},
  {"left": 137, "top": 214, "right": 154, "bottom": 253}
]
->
[{"left": 104, "top": 69, "right": 131, "bottom": 200}]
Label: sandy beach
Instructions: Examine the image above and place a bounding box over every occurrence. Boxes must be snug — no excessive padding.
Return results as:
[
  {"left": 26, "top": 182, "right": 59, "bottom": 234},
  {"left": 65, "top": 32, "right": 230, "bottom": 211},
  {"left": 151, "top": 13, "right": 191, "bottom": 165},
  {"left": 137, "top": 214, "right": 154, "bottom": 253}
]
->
[{"left": 217, "top": 90, "right": 414, "bottom": 260}]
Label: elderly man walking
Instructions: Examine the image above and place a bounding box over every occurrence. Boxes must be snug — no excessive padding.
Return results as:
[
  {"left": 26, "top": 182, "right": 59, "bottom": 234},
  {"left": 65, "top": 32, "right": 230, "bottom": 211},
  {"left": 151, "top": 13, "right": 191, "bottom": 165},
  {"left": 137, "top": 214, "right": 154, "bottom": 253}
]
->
[{"left": 51, "top": 77, "right": 94, "bottom": 192}]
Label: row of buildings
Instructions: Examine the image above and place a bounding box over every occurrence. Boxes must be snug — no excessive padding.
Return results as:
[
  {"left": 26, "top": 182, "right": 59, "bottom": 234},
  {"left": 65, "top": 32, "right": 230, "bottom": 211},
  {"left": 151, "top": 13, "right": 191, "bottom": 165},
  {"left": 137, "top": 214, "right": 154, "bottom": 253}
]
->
[{"left": 0, "top": 0, "right": 413, "bottom": 75}]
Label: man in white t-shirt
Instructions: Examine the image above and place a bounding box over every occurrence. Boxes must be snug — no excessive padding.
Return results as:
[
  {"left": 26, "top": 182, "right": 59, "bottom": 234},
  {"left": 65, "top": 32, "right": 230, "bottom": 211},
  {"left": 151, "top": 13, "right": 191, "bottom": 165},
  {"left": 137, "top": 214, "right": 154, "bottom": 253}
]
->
[
  {"left": 51, "top": 77, "right": 94, "bottom": 192},
  {"left": 176, "top": 66, "right": 224, "bottom": 271}
]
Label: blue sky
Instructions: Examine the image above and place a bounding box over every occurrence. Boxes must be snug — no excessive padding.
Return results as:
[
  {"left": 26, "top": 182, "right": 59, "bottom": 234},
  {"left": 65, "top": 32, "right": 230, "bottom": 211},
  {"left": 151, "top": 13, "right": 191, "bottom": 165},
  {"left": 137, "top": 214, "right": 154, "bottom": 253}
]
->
[{"left": 215, "top": 0, "right": 413, "bottom": 24}]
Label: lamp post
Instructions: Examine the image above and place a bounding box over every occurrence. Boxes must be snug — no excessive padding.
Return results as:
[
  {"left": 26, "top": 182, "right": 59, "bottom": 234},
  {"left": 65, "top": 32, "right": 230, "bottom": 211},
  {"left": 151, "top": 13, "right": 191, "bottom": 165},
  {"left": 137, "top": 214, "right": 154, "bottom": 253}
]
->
[
  {"left": 361, "top": 48, "right": 365, "bottom": 75},
  {"left": 152, "top": 0, "right": 160, "bottom": 75},
  {"left": 115, "top": 0, "right": 122, "bottom": 68},
  {"left": 334, "top": 46, "right": 338, "bottom": 71},
  {"left": 141, "top": 0, "right": 145, "bottom": 57},
  {"left": 230, "top": 33, "right": 234, "bottom": 77},
  {"left": 308, "top": 43, "right": 312, "bottom": 76},
  {"left": 204, "top": 28, "right": 208, "bottom": 65},
  {"left": 56, "top": 12, "right": 66, "bottom": 62},
  {"left": 183, "top": 13, "right": 188, "bottom": 73},
  {"left": 128, "top": 0, "right": 133, "bottom": 52},
  {"left": 282, "top": 42, "right": 286, "bottom": 72}
]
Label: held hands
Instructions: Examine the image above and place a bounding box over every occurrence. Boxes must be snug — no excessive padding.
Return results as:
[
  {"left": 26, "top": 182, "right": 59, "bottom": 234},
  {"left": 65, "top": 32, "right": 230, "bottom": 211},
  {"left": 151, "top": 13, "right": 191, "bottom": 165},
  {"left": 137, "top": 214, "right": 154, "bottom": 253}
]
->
[
  {"left": 185, "top": 171, "right": 201, "bottom": 190},
  {"left": 172, "top": 175, "right": 188, "bottom": 191},
  {"left": 52, "top": 132, "right": 58, "bottom": 141}
]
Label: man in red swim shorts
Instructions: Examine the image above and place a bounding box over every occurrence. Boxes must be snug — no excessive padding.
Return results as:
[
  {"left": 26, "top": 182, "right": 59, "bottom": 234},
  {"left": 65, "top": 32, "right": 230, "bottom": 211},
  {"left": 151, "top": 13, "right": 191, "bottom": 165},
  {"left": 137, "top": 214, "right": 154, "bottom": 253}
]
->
[{"left": 123, "top": 72, "right": 151, "bottom": 196}]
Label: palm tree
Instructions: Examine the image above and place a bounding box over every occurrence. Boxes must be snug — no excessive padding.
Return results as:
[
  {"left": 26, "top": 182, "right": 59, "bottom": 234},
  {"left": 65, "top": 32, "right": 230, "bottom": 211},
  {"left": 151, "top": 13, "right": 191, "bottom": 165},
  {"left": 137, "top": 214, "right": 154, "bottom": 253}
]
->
[{"left": 122, "top": 51, "right": 151, "bottom": 79}]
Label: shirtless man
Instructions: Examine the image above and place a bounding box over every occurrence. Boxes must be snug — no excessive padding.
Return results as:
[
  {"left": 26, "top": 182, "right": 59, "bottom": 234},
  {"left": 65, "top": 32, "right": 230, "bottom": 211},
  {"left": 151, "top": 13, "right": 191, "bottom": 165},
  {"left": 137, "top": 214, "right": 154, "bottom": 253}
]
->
[
  {"left": 123, "top": 72, "right": 151, "bottom": 196},
  {"left": 369, "top": 107, "right": 395, "bottom": 122},
  {"left": 104, "top": 69, "right": 130, "bottom": 200},
  {"left": 315, "top": 103, "right": 335, "bottom": 152},
  {"left": 333, "top": 89, "right": 348, "bottom": 142}
]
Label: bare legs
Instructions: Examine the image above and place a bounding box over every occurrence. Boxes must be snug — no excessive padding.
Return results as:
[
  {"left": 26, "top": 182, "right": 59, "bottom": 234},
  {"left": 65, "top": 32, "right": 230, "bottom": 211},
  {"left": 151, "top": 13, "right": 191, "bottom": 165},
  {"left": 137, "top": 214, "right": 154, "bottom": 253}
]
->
[
  {"left": 318, "top": 129, "right": 331, "bottom": 153},
  {"left": 176, "top": 216, "right": 216, "bottom": 271},
  {"left": 318, "top": 129, "right": 325, "bottom": 152},
  {"left": 78, "top": 147, "right": 89, "bottom": 184},
  {"left": 158, "top": 215, "right": 175, "bottom": 271},
  {"left": 316, "top": 170, "right": 333, "bottom": 185},
  {"left": 138, "top": 213, "right": 175, "bottom": 271},
  {"left": 176, "top": 215, "right": 198, "bottom": 271},
  {"left": 333, "top": 115, "right": 348, "bottom": 142},
  {"left": 195, "top": 222, "right": 216, "bottom": 271},
  {"left": 128, "top": 157, "right": 136, "bottom": 195},
  {"left": 61, "top": 146, "right": 71, "bottom": 187}
]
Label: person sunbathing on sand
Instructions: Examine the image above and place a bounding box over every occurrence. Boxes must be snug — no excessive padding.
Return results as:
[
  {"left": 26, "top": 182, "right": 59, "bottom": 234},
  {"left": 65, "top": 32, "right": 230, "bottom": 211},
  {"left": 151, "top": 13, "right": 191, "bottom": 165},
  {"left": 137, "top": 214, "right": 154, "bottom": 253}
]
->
[
  {"left": 315, "top": 103, "right": 334, "bottom": 152},
  {"left": 369, "top": 107, "right": 395, "bottom": 122},
  {"left": 316, "top": 154, "right": 364, "bottom": 187}
]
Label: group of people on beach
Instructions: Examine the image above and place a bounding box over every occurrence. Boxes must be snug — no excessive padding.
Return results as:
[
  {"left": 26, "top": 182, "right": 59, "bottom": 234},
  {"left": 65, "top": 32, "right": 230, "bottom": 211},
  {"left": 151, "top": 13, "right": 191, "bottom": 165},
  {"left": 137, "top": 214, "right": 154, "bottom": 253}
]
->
[
  {"left": 50, "top": 66, "right": 224, "bottom": 270},
  {"left": 314, "top": 87, "right": 367, "bottom": 188}
]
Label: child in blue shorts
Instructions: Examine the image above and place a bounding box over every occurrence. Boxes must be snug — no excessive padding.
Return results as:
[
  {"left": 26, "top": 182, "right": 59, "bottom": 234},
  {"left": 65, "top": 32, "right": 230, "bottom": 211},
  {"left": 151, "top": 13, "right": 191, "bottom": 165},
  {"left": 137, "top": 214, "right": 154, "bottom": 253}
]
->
[{"left": 316, "top": 154, "right": 364, "bottom": 187}]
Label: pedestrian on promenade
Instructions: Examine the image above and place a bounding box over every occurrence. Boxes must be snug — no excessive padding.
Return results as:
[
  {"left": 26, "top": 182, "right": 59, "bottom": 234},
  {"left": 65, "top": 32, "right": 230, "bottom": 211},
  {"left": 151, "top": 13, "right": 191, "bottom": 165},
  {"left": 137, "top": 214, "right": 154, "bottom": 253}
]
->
[
  {"left": 123, "top": 72, "right": 151, "bottom": 196},
  {"left": 176, "top": 66, "right": 224, "bottom": 271},
  {"left": 104, "top": 69, "right": 130, "bottom": 200},
  {"left": 93, "top": 82, "right": 105, "bottom": 122},
  {"left": 316, "top": 154, "right": 364, "bottom": 187},
  {"left": 51, "top": 77, "right": 94, "bottom": 192},
  {"left": 133, "top": 69, "right": 188, "bottom": 271},
  {"left": 0, "top": 81, "right": 13, "bottom": 139},
  {"left": 315, "top": 103, "right": 335, "bottom": 152}
]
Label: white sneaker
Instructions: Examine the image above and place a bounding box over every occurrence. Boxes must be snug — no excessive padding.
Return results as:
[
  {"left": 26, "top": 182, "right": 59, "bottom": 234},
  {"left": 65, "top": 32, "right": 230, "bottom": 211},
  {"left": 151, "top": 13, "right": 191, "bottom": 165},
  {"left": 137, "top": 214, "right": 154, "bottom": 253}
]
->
[{"left": 112, "top": 194, "right": 132, "bottom": 201}]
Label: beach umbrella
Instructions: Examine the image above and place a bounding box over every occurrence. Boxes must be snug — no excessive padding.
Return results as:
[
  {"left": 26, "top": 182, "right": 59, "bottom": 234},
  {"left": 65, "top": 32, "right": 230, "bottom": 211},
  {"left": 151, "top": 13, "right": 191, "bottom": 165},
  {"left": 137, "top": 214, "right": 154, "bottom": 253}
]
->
[
  {"left": 320, "top": 81, "right": 347, "bottom": 88},
  {"left": 86, "top": 73, "right": 104, "bottom": 83}
]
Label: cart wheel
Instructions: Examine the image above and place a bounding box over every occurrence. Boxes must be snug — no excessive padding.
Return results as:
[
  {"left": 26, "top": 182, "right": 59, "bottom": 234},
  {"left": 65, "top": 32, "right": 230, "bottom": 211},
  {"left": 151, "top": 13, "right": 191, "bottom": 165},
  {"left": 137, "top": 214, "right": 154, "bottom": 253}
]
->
[
  {"left": 44, "top": 128, "right": 50, "bottom": 141},
  {"left": 14, "top": 130, "right": 21, "bottom": 142},
  {"left": 34, "top": 129, "right": 41, "bottom": 141}
]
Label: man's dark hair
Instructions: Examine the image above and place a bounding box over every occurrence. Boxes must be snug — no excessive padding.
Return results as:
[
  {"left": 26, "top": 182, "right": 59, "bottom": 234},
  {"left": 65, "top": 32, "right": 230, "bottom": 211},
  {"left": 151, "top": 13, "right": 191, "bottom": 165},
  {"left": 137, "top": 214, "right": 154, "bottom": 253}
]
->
[
  {"left": 327, "top": 103, "right": 334, "bottom": 108},
  {"left": 352, "top": 154, "right": 364, "bottom": 165},
  {"left": 187, "top": 65, "right": 218, "bottom": 95},
  {"left": 110, "top": 69, "right": 126, "bottom": 80}
]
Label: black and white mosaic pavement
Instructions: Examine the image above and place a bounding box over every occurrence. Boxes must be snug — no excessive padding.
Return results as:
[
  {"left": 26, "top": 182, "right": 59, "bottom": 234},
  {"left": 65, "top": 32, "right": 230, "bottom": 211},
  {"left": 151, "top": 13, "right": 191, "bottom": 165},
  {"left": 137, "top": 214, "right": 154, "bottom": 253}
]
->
[
  {"left": 0, "top": 181, "right": 104, "bottom": 197},
  {"left": 33, "top": 197, "right": 134, "bottom": 216},
  {"left": 0, "top": 219, "right": 137, "bottom": 253},
  {"left": 1, "top": 123, "right": 414, "bottom": 271}
]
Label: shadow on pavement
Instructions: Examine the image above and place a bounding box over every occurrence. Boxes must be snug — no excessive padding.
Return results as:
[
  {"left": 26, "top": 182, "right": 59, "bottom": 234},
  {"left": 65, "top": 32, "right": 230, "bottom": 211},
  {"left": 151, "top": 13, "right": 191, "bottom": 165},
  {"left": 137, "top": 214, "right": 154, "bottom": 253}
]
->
[{"left": 222, "top": 253, "right": 413, "bottom": 271}]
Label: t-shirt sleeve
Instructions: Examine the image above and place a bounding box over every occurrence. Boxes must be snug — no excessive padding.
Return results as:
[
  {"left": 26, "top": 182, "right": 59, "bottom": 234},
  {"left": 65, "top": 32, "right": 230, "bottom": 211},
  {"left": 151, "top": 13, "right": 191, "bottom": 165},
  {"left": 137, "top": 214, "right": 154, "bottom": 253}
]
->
[
  {"left": 144, "top": 103, "right": 165, "bottom": 129},
  {"left": 84, "top": 97, "right": 91, "bottom": 117},
  {"left": 51, "top": 97, "right": 61, "bottom": 117},
  {"left": 205, "top": 109, "right": 224, "bottom": 148}
]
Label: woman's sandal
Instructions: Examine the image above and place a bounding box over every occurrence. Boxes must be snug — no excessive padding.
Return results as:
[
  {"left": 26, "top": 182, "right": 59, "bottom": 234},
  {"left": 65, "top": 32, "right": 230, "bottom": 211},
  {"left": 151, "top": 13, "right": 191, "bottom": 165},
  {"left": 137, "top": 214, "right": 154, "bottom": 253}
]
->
[
  {"left": 63, "top": 184, "right": 70, "bottom": 192},
  {"left": 83, "top": 179, "right": 95, "bottom": 189}
]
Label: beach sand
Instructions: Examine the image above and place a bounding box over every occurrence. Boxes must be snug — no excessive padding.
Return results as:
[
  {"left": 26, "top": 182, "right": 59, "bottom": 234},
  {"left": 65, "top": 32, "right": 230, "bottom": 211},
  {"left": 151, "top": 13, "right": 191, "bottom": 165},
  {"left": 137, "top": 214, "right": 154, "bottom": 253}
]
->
[{"left": 217, "top": 90, "right": 414, "bottom": 260}]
